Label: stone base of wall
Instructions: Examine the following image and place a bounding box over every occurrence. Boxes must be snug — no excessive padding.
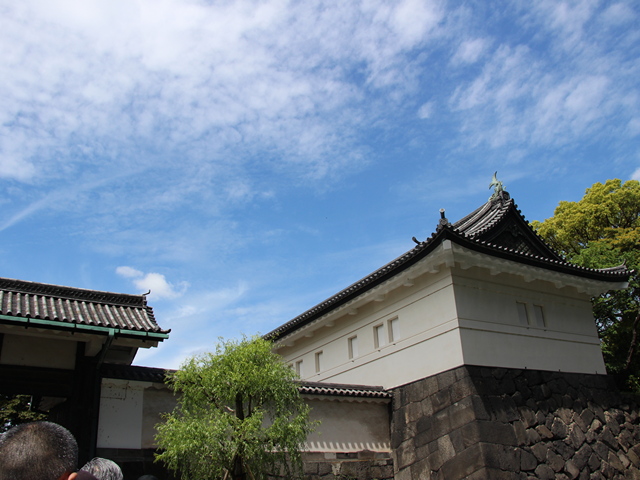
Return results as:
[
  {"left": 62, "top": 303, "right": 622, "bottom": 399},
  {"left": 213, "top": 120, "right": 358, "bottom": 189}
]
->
[
  {"left": 391, "top": 366, "right": 640, "bottom": 480},
  {"left": 300, "top": 452, "right": 394, "bottom": 480},
  {"left": 97, "top": 448, "right": 393, "bottom": 480}
]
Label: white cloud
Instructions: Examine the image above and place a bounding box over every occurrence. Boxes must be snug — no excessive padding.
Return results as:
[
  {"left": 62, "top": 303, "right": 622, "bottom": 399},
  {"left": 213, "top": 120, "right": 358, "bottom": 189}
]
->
[
  {"left": 632, "top": 168, "right": 640, "bottom": 181},
  {"left": 165, "top": 284, "right": 249, "bottom": 322},
  {"left": 447, "top": 1, "right": 639, "bottom": 151},
  {"left": 391, "top": 0, "right": 444, "bottom": 47},
  {"left": 417, "top": 101, "right": 435, "bottom": 119},
  {"left": 452, "top": 38, "right": 489, "bottom": 65},
  {"left": 628, "top": 118, "right": 640, "bottom": 136},
  {"left": 0, "top": 0, "right": 448, "bottom": 192},
  {"left": 115, "top": 266, "right": 143, "bottom": 278},
  {"left": 0, "top": 0, "right": 637, "bottom": 271},
  {"left": 601, "top": 2, "right": 637, "bottom": 25},
  {"left": 532, "top": 0, "right": 599, "bottom": 53},
  {"left": 116, "top": 266, "right": 188, "bottom": 300}
]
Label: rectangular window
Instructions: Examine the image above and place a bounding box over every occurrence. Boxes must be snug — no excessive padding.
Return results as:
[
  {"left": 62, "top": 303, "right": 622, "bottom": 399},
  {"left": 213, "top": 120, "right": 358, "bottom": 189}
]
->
[
  {"left": 348, "top": 336, "right": 358, "bottom": 359},
  {"left": 374, "top": 324, "right": 385, "bottom": 349},
  {"left": 295, "top": 360, "right": 303, "bottom": 377},
  {"left": 315, "top": 351, "right": 323, "bottom": 373},
  {"left": 516, "top": 302, "right": 529, "bottom": 326},
  {"left": 388, "top": 318, "right": 400, "bottom": 343},
  {"left": 533, "top": 305, "right": 546, "bottom": 328}
]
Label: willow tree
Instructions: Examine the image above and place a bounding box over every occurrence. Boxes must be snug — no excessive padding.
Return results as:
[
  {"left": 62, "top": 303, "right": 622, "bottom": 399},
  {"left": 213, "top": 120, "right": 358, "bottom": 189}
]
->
[
  {"left": 155, "top": 336, "right": 314, "bottom": 480},
  {"left": 532, "top": 179, "right": 640, "bottom": 392}
]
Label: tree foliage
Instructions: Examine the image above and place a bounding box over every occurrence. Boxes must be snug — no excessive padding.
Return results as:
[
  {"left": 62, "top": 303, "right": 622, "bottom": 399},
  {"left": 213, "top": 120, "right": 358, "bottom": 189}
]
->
[
  {"left": 155, "top": 336, "right": 314, "bottom": 480},
  {"left": 0, "top": 394, "right": 47, "bottom": 433},
  {"left": 532, "top": 179, "right": 640, "bottom": 392}
]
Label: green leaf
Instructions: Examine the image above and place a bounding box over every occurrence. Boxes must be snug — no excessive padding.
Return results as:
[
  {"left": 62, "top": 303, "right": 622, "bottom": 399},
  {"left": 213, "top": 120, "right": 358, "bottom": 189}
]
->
[{"left": 155, "top": 335, "right": 316, "bottom": 480}]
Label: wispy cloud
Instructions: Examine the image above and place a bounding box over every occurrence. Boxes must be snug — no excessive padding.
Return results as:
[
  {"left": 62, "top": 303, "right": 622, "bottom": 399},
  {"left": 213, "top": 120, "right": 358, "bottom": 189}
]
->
[
  {"left": 1, "top": 0, "right": 638, "bottom": 370},
  {"left": 451, "top": 38, "right": 490, "bottom": 66},
  {"left": 0, "top": 0, "right": 447, "bottom": 187},
  {"left": 116, "top": 266, "right": 189, "bottom": 300},
  {"left": 447, "top": 2, "right": 639, "bottom": 153}
]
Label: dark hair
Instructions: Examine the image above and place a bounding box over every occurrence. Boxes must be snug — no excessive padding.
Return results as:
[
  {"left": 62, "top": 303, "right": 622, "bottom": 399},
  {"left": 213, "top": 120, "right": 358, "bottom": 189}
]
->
[
  {"left": 0, "top": 421, "right": 78, "bottom": 480},
  {"left": 80, "top": 458, "right": 123, "bottom": 480}
]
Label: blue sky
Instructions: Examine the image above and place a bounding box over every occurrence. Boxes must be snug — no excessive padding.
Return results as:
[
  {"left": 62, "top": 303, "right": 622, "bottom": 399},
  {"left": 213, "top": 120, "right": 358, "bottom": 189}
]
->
[{"left": 1, "top": 0, "right": 638, "bottom": 369}]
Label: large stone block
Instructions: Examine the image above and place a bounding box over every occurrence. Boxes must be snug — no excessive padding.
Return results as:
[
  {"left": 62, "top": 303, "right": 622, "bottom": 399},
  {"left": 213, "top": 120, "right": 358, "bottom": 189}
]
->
[
  {"left": 448, "top": 396, "right": 478, "bottom": 431},
  {"left": 431, "top": 388, "right": 452, "bottom": 414},
  {"left": 573, "top": 443, "right": 594, "bottom": 471},
  {"left": 567, "top": 423, "right": 587, "bottom": 450},
  {"left": 405, "top": 400, "right": 423, "bottom": 424},
  {"left": 436, "top": 369, "right": 457, "bottom": 391},
  {"left": 476, "top": 420, "right": 517, "bottom": 445},
  {"left": 450, "top": 376, "right": 477, "bottom": 404},
  {"left": 390, "top": 367, "right": 640, "bottom": 480},
  {"left": 534, "top": 463, "right": 555, "bottom": 480},
  {"left": 395, "top": 439, "right": 416, "bottom": 470},
  {"left": 481, "top": 443, "right": 520, "bottom": 472},
  {"left": 439, "top": 443, "right": 484, "bottom": 480},
  {"left": 520, "top": 449, "right": 537, "bottom": 472}
]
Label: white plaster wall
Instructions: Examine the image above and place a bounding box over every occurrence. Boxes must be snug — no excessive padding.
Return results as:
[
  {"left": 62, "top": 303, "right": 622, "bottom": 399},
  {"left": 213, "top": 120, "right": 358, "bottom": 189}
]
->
[
  {"left": 277, "top": 249, "right": 611, "bottom": 389},
  {"left": 453, "top": 268, "right": 606, "bottom": 374},
  {"left": 97, "top": 379, "right": 145, "bottom": 449},
  {"left": 279, "top": 269, "right": 466, "bottom": 389},
  {"left": 305, "top": 398, "right": 390, "bottom": 452},
  {"left": 460, "top": 328, "right": 606, "bottom": 373},
  {"left": 310, "top": 328, "right": 463, "bottom": 389},
  {"left": 141, "top": 386, "right": 177, "bottom": 449}
]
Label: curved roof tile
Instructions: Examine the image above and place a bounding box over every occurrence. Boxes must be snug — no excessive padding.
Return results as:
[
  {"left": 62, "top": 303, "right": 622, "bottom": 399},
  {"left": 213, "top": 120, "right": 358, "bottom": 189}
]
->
[{"left": 0, "top": 277, "right": 168, "bottom": 334}]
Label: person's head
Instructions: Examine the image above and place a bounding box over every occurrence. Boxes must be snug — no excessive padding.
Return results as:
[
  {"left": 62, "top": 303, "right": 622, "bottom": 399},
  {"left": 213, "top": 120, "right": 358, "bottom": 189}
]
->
[
  {"left": 79, "top": 458, "right": 123, "bottom": 480},
  {"left": 0, "top": 421, "right": 78, "bottom": 480}
]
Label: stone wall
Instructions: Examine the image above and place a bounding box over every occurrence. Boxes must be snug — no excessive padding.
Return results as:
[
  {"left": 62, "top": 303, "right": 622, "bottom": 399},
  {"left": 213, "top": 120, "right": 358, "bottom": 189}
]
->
[
  {"left": 391, "top": 366, "right": 640, "bottom": 480},
  {"left": 99, "top": 448, "right": 393, "bottom": 480}
]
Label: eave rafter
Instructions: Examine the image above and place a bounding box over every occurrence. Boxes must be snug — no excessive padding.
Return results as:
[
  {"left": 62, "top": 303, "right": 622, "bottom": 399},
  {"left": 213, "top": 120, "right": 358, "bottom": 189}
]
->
[{"left": 447, "top": 242, "right": 628, "bottom": 296}]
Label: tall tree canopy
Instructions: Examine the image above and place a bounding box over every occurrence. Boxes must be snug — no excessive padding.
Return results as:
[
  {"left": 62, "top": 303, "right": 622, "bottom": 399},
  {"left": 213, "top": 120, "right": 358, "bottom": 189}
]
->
[
  {"left": 532, "top": 179, "right": 640, "bottom": 392},
  {"left": 155, "top": 336, "right": 314, "bottom": 480}
]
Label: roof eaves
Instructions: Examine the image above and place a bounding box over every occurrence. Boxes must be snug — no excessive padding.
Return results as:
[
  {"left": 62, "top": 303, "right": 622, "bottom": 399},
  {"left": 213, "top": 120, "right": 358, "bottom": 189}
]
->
[
  {"left": 101, "top": 364, "right": 173, "bottom": 383},
  {"left": 297, "top": 381, "right": 392, "bottom": 399},
  {"left": 0, "top": 314, "right": 171, "bottom": 340},
  {"left": 266, "top": 227, "right": 452, "bottom": 341},
  {"left": 454, "top": 234, "right": 631, "bottom": 282}
]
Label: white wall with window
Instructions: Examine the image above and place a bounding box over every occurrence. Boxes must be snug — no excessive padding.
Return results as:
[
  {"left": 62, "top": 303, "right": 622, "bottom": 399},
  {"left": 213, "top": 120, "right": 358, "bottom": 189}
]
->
[{"left": 276, "top": 241, "right": 610, "bottom": 389}]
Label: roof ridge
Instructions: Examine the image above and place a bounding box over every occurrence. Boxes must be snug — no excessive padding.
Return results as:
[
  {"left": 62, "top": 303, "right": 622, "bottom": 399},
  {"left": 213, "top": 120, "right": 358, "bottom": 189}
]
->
[
  {"left": 0, "top": 277, "right": 168, "bottom": 335},
  {"left": 0, "top": 277, "right": 147, "bottom": 307},
  {"left": 452, "top": 197, "right": 513, "bottom": 237}
]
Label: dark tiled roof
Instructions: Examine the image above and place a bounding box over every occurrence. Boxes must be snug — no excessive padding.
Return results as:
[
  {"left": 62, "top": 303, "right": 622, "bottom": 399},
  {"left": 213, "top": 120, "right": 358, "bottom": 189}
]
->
[
  {"left": 101, "top": 363, "right": 172, "bottom": 383},
  {"left": 267, "top": 194, "right": 631, "bottom": 341},
  {"left": 0, "top": 277, "right": 168, "bottom": 335},
  {"left": 452, "top": 195, "right": 562, "bottom": 260},
  {"left": 101, "top": 364, "right": 391, "bottom": 399},
  {"left": 298, "top": 381, "right": 391, "bottom": 399}
]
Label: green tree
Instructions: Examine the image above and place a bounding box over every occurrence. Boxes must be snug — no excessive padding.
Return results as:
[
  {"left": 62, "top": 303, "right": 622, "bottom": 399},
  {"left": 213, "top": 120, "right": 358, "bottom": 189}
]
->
[
  {"left": 532, "top": 179, "right": 640, "bottom": 392},
  {"left": 0, "top": 394, "right": 47, "bottom": 432},
  {"left": 155, "top": 336, "right": 315, "bottom": 480}
]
